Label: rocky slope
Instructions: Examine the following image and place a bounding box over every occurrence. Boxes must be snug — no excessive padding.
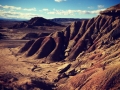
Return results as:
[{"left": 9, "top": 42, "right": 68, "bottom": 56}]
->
[
  {"left": 12, "top": 17, "right": 63, "bottom": 28},
  {"left": 12, "top": 4, "right": 120, "bottom": 90}
]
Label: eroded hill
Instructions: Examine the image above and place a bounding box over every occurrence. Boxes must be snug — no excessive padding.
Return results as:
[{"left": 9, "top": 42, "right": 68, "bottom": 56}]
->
[{"left": 12, "top": 17, "right": 63, "bottom": 29}]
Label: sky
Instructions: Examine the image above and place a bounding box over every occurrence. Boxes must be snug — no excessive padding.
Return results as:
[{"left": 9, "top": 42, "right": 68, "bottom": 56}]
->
[{"left": 0, "top": 0, "right": 120, "bottom": 19}]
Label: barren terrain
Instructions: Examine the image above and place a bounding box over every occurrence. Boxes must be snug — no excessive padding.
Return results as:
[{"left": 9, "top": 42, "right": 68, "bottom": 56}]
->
[
  {"left": 0, "top": 26, "right": 66, "bottom": 90},
  {"left": 0, "top": 4, "right": 120, "bottom": 90}
]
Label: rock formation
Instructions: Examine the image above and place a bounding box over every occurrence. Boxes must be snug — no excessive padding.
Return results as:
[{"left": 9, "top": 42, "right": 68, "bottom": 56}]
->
[{"left": 12, "top": 17, "right": 63, "bottom": 28}]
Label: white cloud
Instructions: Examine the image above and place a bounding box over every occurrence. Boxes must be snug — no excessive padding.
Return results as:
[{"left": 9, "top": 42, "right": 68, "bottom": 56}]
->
[
  {"left": 0, "top": 10, "right": 41, "bottom": 19},
  {"left": 42, "top": 8, "right": 49, "bottom": 11},
  {"left": 54, "top": 9, "right": 74, "bottom": 15},
  {"left": 23, "top": 8, "right": 36, "bottom": 11},
  {"left": 39, "top": 8, "right": 49, "bottom": 12},
  {"left": 98, "top": 5, "right": 104, "bottom": 9},
  {"left": 46, "top": 8, "right": 106, "bottom": 15},
  {"left": 88, "top": 6, "right": 94, "bottom": 9},
  {"left": 0, "top": 5, "right": 21, "bottom": 10},
  {"left": 0, "top": 4, "right": 39, "bottom": 19},
  {"left": 47, "top": 11, "right": 55, "bottom": 14},
  {"left": 54, "top": 0, "right": 67, "bottom": 2},
  {"left": 0, "top": 4, "right": 37, "bottom": 11}
]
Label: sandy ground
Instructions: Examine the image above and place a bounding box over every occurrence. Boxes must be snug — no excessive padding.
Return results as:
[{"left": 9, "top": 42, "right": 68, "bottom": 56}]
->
[
  {"left": 0, "top": 41, "right": 58, "bottom": 78},
  {"left": 0, "top": 27, "right": 67, "bottom": 89},
  {"left": 0, "top": 26, "right": 66, "bottom": 81},
  {"left": 0, "top": 40, "right": 69, "bottom": 89}
]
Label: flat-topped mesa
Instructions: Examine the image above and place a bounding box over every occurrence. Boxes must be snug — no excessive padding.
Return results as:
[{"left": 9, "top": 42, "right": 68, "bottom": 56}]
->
[{"left": 19, "top": 4, "right": 120, "bottom": 62}]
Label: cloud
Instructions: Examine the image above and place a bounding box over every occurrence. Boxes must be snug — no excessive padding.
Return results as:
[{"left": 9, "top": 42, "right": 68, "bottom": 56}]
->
[
  {"left": 23, "top": 8, "right": 36, "bottom": 11},
  {"left": 88, "top": 6, "right": 94, "bottom": 9},
  {"left": 47, "top": 9, "right": 74, "bottom": 15},
  {"left": 0, "top": 4, "right": 39, "bottom": 19},
  {"left": 46, "top": 8, "right": 106, "bottom": 15},
  {"left": 98, "top": 5, "right": 104, "bottom": 9},
  {"left": 0, "top": 4, "right": 37, "bottom": 11},
  {"left": 42, "top": 8, "right": 49, "bottom": 11},
  {"left": 47, "top": 11, "right": 55, "bottom": 14},
  {"left": 39, "top": 8, "right": 49, "bottom": 12},
  {"left": 54, "top": 0, "right": 67, "bottom": 2},
  {"left": 0, "top": 10, "right": 41, "bottom": 19},
  {"left": 0, "top": 5, "right": 21, "bottom": 10}
]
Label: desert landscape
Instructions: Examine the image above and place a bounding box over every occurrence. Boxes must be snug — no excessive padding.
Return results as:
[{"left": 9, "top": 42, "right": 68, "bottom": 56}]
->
[{"left": 0, "top": 3, "right": 120, "bottom": 90}]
